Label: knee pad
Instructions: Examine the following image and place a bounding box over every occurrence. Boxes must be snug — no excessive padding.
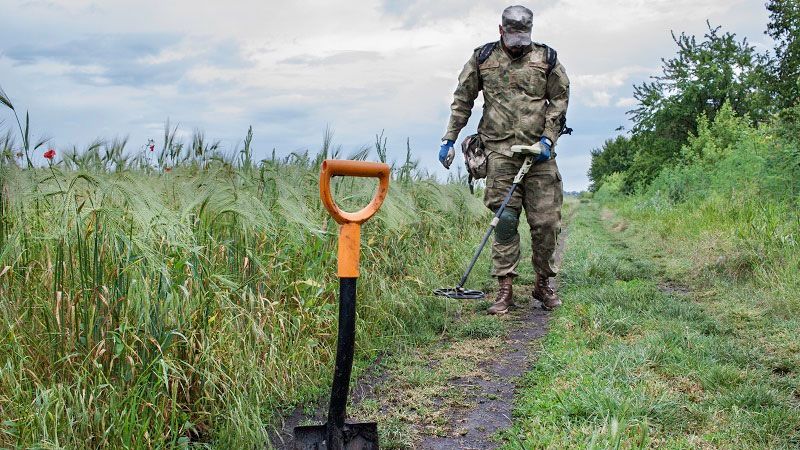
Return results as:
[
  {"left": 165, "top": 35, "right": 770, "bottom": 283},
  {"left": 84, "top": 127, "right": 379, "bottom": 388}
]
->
[{"left": 495, "top": 208, "right": 519, "bottom": 244}]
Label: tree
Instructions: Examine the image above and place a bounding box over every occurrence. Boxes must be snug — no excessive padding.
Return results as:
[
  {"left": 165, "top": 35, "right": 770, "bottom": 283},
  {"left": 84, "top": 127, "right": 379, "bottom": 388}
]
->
[
  {"left": 766, "top": 0, "right": 800, "bottom": 109},
  {"left": 624, "top": 22, "right": 768, "bottom": 187},
  {"left": 588, "top": 135, "right": 635, "bottom": 192}
]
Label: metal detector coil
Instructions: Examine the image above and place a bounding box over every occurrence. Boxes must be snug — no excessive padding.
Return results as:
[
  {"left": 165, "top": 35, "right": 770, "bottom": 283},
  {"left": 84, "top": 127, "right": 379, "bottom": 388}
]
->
[{"left": 433, "top": 287, "right": 486, "bottom": 300}]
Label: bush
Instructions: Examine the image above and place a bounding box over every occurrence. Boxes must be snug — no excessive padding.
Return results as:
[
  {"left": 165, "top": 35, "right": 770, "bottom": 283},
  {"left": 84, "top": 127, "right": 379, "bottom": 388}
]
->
[{"left": 593, "top": 172, "right": 625, "bottom": 203}]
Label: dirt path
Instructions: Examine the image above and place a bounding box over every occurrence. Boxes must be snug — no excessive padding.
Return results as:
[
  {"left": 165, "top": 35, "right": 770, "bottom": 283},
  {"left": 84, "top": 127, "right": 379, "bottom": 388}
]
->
[
  {"left": 414, "top": 224, "right": 569, "bottom": 450},
  {"left": 416, "top": 298, "right": 550, "bottom": 450},
  {"left": 272, "top": 211, "right": 573, "bottom": 449}
]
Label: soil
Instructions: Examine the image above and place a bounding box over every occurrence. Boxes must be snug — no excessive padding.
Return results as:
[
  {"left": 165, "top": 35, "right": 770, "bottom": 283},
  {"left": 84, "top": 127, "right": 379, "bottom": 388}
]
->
[{"left": 415, "top": 300, "right": 550, "bottom": 450}]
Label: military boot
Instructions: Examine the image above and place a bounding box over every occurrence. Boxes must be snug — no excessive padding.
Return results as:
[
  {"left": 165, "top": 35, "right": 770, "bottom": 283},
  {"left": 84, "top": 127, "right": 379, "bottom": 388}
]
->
[
  {"left": 487, "top": 276, "right": 514, "bottom": 315},
  {"left": 533, "top": 273, "right": 561, "bottom": 310}
]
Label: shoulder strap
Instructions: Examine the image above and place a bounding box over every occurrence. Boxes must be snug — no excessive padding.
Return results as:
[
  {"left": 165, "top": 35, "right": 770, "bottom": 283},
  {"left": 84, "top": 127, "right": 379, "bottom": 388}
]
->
[
  {"left": 475, "top": 41, "right": 497, "bottom": 90},
  {"left": 534, "top": 43, "right": 558, "bottom": 75},
  {"left": 545, "top": 45, "right": 557, "bottom": 75},
  {"left": 477, "top": 42, "right": 497, "bottom": 65}
]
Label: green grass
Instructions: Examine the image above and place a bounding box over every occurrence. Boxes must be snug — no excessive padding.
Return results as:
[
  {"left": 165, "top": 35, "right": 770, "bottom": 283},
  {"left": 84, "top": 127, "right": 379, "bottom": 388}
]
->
[
  {"left": 455, "top": 315, "right": 507, "bottom": 339},
  {"left": 0, "top": 131, "right": 493, "bottom": 448},
  {"left": 504, "top": 203, "right": 800, "bottom": 449}
]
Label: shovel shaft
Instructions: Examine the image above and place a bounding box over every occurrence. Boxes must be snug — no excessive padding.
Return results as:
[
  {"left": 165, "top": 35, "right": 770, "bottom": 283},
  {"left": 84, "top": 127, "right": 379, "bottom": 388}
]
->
[
  {"left": 328, "top": 277, "right": 357, "bottom": 430},
  {"left": 337, "top": 223, "right": 361, "bottom": 278}
]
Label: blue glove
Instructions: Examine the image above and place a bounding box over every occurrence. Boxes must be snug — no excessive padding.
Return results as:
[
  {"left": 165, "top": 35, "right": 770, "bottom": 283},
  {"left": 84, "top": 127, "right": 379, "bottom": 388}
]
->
[
  {"left": 439, "top": 140, "right": 455, "bottom": 169},
  {"left": 536, "top": 137, "right": 552, "bottom": 163}
]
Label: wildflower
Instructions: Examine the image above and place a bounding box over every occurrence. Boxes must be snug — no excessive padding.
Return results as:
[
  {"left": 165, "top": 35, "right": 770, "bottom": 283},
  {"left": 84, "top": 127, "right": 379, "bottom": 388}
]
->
[
  {"left": 149, "top": 144, "right": 155, "bottom": 152},
  {"left": 44, "top": 149, "right": 56, "bottom": 160}
]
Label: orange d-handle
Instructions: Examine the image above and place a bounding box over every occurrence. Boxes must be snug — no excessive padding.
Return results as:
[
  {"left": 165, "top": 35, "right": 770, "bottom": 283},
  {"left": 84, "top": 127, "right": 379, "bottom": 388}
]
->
[{"left": 319, "top": 160, "right": 390, "bottom": 278}]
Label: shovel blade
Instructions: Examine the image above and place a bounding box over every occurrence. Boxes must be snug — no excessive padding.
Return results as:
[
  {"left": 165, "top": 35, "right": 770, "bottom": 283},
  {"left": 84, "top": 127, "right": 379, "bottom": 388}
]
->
[{"left": 293, "top": 423, "right": 379, "bottom": 450}]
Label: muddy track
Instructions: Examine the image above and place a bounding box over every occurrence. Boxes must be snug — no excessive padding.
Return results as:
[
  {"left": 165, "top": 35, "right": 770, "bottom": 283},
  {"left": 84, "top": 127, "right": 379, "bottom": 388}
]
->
[
  {"left": 268, "top": 353, "right": 392, "bottom": 449},
  {"left": 416, "top": 222, "right": 570, "bottom": 450},
  {"left": 271, "top": 213, "right": 573, "bottom": 449},
  {"left": 416, "top": 300, "right": 550, "bottom": 449}
]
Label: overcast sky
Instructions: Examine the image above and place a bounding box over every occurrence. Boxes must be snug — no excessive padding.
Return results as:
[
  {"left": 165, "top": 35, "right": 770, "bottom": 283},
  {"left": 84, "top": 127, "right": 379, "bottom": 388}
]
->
[{"left": 0, "top": 0, "right": 772, "bottom": 190}]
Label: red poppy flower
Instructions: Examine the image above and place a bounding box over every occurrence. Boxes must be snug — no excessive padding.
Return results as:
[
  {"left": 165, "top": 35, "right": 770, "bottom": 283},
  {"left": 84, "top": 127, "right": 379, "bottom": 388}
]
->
[{"left": 44, "top": 149, "right": 56, "bottom": 160}]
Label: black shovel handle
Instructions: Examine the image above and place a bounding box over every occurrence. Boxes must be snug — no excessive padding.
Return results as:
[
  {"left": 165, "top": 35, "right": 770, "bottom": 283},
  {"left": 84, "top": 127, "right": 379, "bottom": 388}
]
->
[{"left": 327, "top": 277, "right": 357, "bottom": 445}]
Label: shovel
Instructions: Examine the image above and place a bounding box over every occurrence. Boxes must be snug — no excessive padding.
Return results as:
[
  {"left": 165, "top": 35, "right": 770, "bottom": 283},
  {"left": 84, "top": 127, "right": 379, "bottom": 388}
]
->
[{"left": 293, "top": 159, "right": 390, "bottom": 450}]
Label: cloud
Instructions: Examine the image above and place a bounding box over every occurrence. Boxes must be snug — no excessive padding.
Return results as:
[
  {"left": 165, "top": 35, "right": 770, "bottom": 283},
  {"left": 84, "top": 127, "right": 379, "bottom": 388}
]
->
[
  {"left": 379, "top": 0, "right": 505, "bottom": 28},
  {"left": 615, "top": 97, "right": 638, "bottom": 108},
  {"left": 6, "top": 34, "right": 180, "bottom": 87},
  {"left": 279, "top": 51, "right": 382, "bottom": 66},
  {"left": 551, "top": 0, "right": 739, "bottom": 34},
  {"left": 4, "top": 34, "right": 251, "bottom": 88},
  {"left": 6, "top": 33, "right": 178, "bottom": 66},
  {"left": 254, "top": 107, "right": 311, "bottom": 124},
  {"left": 19, "top": 0, "right": 100, "bottom": 12},
  {"left": 586, "top": 91, "right": 612, "bottom": 107},
  {"left": 0, "top": 0, "right": 775, "bottom": 191},
  {"left": 570, "top": 66, "right": 653, "bottom": 108}
]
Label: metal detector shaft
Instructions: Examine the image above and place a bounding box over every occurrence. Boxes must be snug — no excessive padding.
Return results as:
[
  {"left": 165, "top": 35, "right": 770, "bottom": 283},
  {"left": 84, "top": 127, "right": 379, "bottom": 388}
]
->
[{"left": 456, "top": 156, "right": 533, "bottom": 289}]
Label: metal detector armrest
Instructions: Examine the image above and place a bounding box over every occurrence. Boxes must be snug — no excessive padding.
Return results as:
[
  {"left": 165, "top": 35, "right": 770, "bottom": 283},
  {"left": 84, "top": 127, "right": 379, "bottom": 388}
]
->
[{"left": 509, "top": 143, "right": 544, "bottom": 157}]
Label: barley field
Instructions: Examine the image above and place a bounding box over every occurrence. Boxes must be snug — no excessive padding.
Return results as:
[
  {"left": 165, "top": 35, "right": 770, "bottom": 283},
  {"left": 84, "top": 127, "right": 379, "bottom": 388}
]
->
[{"left": 0, "top": 125, "right": 490, "bottom": 448}]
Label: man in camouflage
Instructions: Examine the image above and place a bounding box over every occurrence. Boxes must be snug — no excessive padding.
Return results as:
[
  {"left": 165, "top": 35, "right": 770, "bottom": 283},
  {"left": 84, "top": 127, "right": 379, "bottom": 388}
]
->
[{"left": 439, "top": 5, "right": 569, "bottom": 314}]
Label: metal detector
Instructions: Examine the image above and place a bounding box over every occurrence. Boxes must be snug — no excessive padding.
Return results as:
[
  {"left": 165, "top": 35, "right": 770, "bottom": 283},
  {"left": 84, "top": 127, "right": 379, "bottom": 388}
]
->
[{"left": 434, "top": 144, "right": 542, "bottom": 300}]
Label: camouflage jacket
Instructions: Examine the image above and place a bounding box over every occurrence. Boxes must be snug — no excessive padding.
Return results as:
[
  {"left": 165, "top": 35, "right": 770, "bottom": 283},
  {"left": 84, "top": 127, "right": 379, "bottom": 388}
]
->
[{"left": 443, "top": 42, "right": 570, "bottom": 157}]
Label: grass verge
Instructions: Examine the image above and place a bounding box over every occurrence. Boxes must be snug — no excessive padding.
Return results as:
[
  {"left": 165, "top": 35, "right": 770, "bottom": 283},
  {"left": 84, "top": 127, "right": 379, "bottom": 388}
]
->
[{"left": 505, "top": 202, "right": 800, "bottom": 448}]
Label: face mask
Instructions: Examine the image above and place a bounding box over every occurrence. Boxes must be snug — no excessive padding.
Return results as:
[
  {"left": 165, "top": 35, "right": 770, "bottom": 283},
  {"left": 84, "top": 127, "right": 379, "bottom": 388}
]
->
[{"left": 503, "top": 35, "right": 526, "bottom": 55}]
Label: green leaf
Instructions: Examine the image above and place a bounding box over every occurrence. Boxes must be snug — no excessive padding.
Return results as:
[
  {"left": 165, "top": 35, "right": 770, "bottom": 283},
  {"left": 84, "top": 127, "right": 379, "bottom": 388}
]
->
[{"left": 24, "top": 111, "right": 30, "bottom": 150}]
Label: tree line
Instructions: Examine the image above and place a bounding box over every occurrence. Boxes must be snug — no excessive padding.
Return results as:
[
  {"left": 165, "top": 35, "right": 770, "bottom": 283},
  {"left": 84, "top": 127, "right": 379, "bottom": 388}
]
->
[{"left": 589, "top": 0, "right": 800, "bottom": 193}]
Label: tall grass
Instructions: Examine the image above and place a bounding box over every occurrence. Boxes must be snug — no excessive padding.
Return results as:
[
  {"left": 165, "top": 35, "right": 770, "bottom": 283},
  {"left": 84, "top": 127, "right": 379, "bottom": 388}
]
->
[
  {"left": 0, "top": 112, "right": 489, "bottom": 447},
  {"left": 595, "top": 102, "right": 800, "bottom": 314}
]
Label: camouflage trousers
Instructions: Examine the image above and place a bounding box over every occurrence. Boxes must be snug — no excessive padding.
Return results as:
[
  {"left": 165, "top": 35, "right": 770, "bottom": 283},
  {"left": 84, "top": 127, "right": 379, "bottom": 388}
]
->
[{"left": 483, "top": 151, "right": 563, "bottom": 278}]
